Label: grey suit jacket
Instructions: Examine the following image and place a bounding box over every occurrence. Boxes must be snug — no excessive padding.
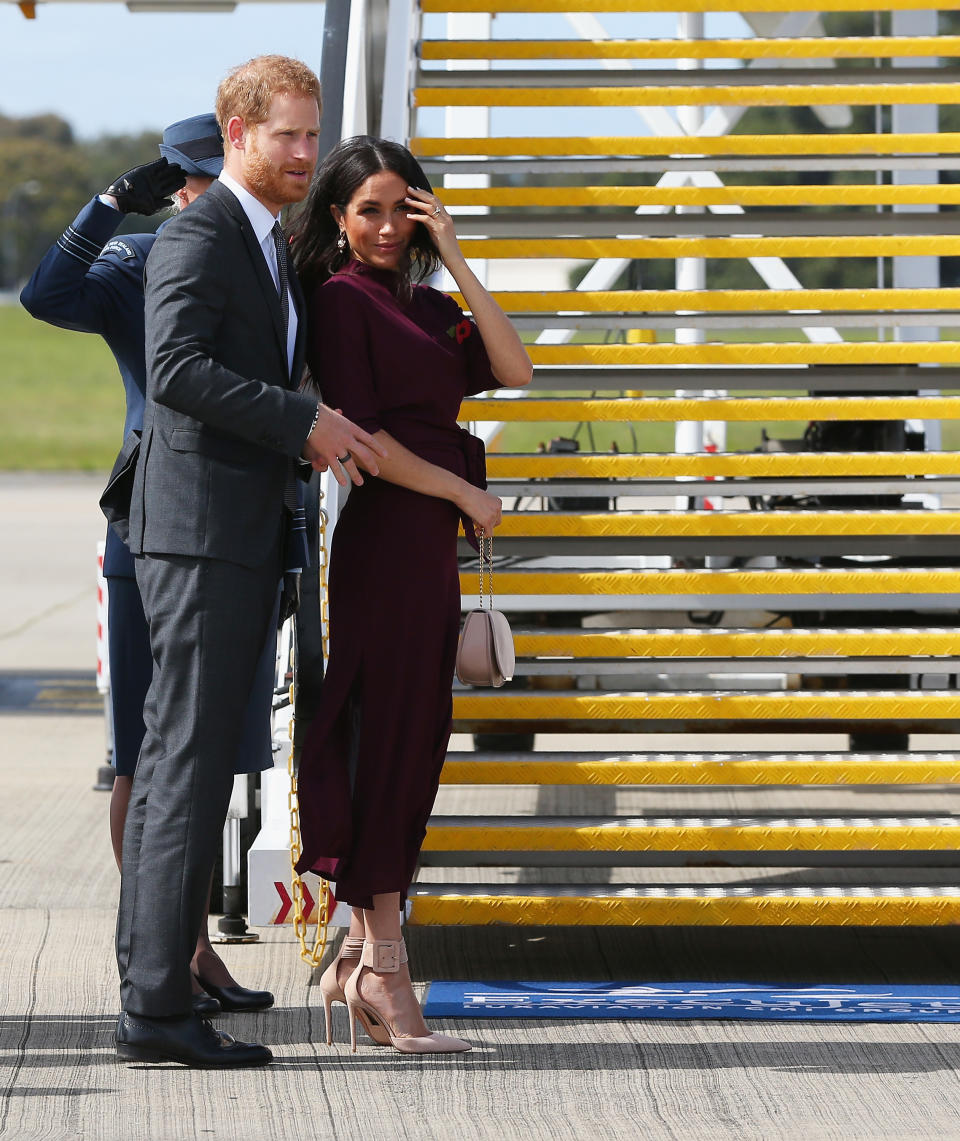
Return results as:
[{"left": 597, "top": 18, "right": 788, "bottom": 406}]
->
[{"left": 130, "top": 179, "right": 316, "bottom": 568}]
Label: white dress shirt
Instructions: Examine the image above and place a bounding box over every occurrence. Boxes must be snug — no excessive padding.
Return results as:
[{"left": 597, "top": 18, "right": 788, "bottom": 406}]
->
[{"left": 218, "top": 169, "right": 298, "bottom": 377}]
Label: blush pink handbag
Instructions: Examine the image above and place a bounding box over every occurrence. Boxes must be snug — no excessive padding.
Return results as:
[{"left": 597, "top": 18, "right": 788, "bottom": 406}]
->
[{"left": 455, "top": 535, "right": 515, "bottom": 688}]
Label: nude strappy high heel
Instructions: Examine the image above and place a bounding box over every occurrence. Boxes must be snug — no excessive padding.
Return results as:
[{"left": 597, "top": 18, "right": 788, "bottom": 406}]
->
[
  {"left": 319, "top": 936, "right": 390, "bottom": 1046},
  {"left": 344, "top": 939, "right": 472, "bottom": 1054}
]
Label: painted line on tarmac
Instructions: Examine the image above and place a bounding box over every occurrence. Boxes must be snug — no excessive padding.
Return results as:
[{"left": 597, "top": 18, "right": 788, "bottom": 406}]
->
[{"left": 0, "top": 671, "right": 101, "bottom": 715}]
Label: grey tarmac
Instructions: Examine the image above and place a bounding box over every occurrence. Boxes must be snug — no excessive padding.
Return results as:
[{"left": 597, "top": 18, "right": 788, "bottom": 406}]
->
[{"left": 2, "top": 473, "right": 960, "bottom": 1141}]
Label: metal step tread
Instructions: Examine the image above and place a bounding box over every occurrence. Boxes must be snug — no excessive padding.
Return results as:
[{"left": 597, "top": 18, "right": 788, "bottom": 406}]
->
[
  {"left": 458, "top": 236, "right": 960, "bottom": 259},
  {"left": 413, "top": 80, "right": 960, "bottom": 108},
  {"left": 487, "top": 479, "right": 960, "bottom": 498},
  {"left": 509, "top": 313, "right": 960, "bottom": 331},
  {"left": 503, "top": 658, "right": 960, "bottom": 676},
  {"left": 427, "top": 814, "right": 960, "bottom": 827},
  {"left": 422, "top": 816, "right": 960, "bottom": 853},
  {"left": 455, "top": 286, "right": 960, "bottom": 311},
  {"left": 416, "top": 67, "right": 960, "bottom": 89},
  {"left": 515, "top": 344, "right": 960, "bottom": 366},
  {"left": 461, "top": 393, "right": 960, "bottom": 420},
  {"left": 422, "top": 35, "right": 960, "bottom": 62},
  {"left": 410, "top": 883, "right": 960, "bottom": 899},
  {"left": 424, "top": 157, "right": 960, "bottom": 174},
  {"left": 493, "top": 510, "right": 960, "bottom": 538},
  {"left": 407, "top": 884, "right": 960, "bottom": 925},
  {"left": 486, "top": 452, "right": 960, "bottom": 476},
  {"left": 411, "top": 131, "right": 960, "bottom": 157},
  {"left": 421, "top": 0, "right": 960, "bottom": 15},
  {"left": 421, "top": 815, "right": 960, "bottom": 853},
  {"left": 448, "top": 749, "right": 960, "bottom": 761},
  {"left": 517, "top": 365, "right": 960, "bottom": 392},
  {"left": 451, "top": 690, "right": 960, "bottom": 724},
  {"left": 506, "top": 627, "right": 960, "bottom": 656},
  {"left": 440, "top": 185, "right": 960, "bottom": 207},
  {"left": 440, "top": 751, "right": 960, "bottom": 786},
  {"left": 459, "top": 566, "right": 960, "bottom": 594},
  {"left": 451, "top": 216, "right": 960, "bottom": 238}
]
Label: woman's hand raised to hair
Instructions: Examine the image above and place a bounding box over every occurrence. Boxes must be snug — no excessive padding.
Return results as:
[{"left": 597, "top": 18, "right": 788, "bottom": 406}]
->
[
  {"left": 405, "top": 186, "right": 532, "bottom": 390},
  {"left": 404, "top": 186, "right": 462, "bottom": 266}
]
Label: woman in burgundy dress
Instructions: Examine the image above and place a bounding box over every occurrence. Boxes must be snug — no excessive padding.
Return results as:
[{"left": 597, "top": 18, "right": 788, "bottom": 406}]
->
[{"left": 289, "top": 137, "right": 531, "bottom": 1054}]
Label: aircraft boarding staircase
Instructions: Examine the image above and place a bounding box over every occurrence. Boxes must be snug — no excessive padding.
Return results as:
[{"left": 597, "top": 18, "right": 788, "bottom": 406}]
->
[
  {"left": 408, "top": 0, "right": 960, "bottom": 927},
  {"left": 252, "top": 0, "right": 960, "bottom": 932}
]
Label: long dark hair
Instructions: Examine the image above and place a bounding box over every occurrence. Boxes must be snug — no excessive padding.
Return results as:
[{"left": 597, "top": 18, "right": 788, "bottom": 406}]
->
[{"left": 289, "top": 135, "right": 442, "bottom": 294}]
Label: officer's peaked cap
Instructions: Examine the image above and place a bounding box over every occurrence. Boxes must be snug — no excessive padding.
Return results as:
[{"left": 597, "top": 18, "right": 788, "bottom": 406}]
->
[{"left": 159, "top": 113, "right": 224, "bottom": 177}]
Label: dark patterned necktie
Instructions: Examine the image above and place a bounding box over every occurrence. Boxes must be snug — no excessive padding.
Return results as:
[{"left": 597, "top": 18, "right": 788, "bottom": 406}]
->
[
  {"left": 272, "top": 220, "right": 306, "bottom": 568},
  {"left": 271, "top": 220, "right": 290, "bottom": 336}
]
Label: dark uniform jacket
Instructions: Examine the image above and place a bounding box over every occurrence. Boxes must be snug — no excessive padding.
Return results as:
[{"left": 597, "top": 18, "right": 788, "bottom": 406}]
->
[{"left": 20, "top": 198, "right": 154, "bottom": 578}]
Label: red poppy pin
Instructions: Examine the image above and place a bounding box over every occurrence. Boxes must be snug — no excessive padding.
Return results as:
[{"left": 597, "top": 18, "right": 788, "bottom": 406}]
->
[{"left": 447, "top": 319, "right": 472, "bottom": 344}]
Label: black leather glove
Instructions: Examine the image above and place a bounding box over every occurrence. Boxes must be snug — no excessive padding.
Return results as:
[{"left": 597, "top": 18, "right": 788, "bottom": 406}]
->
[
  {"left": 278, "top": 572, "right": 302, "bottom": 628},
  {"left": 104, "top": 157, "right": 186, "bottom": 215}
]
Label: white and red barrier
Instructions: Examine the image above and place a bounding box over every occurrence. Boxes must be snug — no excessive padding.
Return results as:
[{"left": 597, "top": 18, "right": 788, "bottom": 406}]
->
[{"left": 95, "top": 541, "right": 110, "bottom": 696}]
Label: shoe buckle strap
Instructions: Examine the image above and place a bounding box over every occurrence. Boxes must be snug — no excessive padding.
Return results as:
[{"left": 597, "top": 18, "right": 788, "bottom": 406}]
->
[{"left": 361, "top": 939, "right": 407, "bottom": 973}]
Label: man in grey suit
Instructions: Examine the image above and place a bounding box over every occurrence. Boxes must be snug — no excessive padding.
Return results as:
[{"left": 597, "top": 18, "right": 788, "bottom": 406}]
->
[{"left": 114, "top": 55, "right": 386, "bottom": 1068}]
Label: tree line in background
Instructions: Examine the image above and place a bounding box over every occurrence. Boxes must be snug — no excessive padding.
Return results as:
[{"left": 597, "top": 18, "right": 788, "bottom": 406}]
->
[
  {"left": 4, "top": 8, "right": 960, "bottom": 294},
  {"left": 0, "top": 111, "right": 164, "bottom": 290}
]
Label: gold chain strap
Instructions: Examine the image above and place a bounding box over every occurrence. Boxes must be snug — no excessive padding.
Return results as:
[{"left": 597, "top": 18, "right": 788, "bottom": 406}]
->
[
  {"left": 477, "top": 533, "right": 493, "bottom": 610},
  {"left": 287, "top": 488, "right": 331, "bottom": 967}
]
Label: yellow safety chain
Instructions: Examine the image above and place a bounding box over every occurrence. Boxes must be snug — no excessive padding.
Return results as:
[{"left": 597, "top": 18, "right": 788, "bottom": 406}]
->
[{"left": 287, "top": 489, "right": 332, "bottom": 967}]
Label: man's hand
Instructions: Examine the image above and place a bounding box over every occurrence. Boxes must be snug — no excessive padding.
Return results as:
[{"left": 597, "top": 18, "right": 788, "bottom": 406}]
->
[
  {"left": 105, "top": 158, "right": 186, "bottom": 215},
  {"left": 302, "top": 405, "right": 388, "bottom": 487}
]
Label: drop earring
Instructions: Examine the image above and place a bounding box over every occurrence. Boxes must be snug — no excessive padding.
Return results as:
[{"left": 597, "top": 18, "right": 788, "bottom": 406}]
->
[{"left": 337, "top": 231, "right": 346, "bottom": 251}]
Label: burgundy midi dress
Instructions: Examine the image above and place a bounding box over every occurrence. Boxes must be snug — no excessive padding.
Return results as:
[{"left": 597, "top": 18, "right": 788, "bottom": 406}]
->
[{"left": 293, "top": 259, "right": 499, "bottom": 909}]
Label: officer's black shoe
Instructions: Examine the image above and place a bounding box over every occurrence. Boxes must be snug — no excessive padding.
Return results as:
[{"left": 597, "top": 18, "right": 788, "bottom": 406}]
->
[
  {"left": 115, "top": 1011, "right": 273, "bottom": 1068},
  {"left": 194, "top": 976, "right": 274, "bottom": 1012},
  {"left": 191, "top": 992, "right": 222, "bottom": 1017}
]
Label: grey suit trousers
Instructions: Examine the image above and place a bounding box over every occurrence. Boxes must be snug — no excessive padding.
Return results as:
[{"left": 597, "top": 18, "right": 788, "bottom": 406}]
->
[{"left": 117, "top": 547, "right": 280, "bottom": 1017}]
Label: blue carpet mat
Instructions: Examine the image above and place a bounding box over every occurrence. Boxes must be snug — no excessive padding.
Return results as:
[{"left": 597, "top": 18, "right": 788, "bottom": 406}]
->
[{"left": 423, "top": 981, "right": 960, "bottom": 1022}]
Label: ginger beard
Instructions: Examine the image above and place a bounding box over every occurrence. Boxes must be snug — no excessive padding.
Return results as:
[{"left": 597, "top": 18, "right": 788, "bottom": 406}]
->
[{"left": 243, "top": 125, "right": 314, "bottom": 209}]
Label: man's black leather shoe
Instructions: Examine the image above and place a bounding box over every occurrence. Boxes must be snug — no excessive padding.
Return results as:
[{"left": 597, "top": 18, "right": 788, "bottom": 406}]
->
[
  {"left": 194, "top": 975, "right": 275, "bottom": 1012},
  {"left": 115, "top": 1011, "right": 273, "bottom": 1068},
  {"left": 191, "top": 992, "right": 221, "bottom": 1017}
]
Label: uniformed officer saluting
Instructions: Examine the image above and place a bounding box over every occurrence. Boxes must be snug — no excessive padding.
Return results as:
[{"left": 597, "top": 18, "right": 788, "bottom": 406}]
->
[{"left": 21, "top": 115, "right": 277, "bottom": 1017}]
